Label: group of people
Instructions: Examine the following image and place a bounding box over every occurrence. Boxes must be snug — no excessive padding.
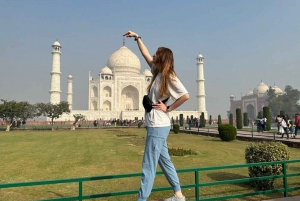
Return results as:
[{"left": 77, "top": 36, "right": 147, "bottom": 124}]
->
[{"left": 275, "top": 114, "right": 300, "bottom": 139}]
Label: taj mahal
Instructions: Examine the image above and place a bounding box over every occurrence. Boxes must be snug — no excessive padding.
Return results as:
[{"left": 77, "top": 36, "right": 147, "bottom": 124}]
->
[{"left": 49, "top": 40, "right": 207, "bottom": 121}]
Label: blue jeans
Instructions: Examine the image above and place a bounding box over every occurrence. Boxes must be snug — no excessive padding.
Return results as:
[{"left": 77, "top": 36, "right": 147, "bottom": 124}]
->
[
  {"left": 137, "top": 126, "right": 181, "bottom": 201},
  {"left": 295, "top": 126, "right": 300, "bottom": 136}
]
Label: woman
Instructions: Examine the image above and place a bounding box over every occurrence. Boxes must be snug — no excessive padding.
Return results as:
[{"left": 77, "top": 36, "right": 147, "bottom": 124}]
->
[
  {"left": 280, "top": 115, "right": 289, "bottom": 139},
  {"left": 123, "top": 31, "right": 189, "bottom": 201}
]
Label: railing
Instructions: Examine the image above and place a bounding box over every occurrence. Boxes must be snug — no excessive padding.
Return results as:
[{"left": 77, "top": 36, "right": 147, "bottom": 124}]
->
[{"left": 1, "top": 159, "right": 300, "bottom": 201}]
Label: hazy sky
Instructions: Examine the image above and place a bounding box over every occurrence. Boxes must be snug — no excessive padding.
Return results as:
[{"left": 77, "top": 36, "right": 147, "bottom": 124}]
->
[{"left": 1, "top": 0, "right": 299, "bottom": 118}]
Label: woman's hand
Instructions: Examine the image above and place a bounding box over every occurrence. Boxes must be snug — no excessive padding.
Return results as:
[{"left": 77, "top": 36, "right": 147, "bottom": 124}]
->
[
  {"left": 123, "top": 31, "right": 138, "bottom": 38},
  {"left": 152, "top": 100, "right": 168, "bottom": 113}
]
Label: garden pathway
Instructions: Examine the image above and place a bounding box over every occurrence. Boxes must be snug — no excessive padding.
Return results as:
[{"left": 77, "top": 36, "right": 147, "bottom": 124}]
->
[{"left": 183, "top": 126, "right": 300, "bottom": 147}]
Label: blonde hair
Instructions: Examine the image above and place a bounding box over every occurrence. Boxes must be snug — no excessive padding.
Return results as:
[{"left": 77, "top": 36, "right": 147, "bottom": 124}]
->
[{"left": 147, "top": 47, "right": 176, "bottom": 98}]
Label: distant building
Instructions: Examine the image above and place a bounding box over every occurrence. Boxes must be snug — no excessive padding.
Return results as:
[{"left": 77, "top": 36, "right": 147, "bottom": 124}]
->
[
  {"left": 228, "top": 81, "right": 283, "bottom": 120},
  {"left": 49, "top": 40, "right": 208, "bottom": 121}
]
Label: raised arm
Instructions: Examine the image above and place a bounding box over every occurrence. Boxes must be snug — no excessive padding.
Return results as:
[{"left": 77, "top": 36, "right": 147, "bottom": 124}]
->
[{"left": 123, "top": 31, "right": 153, "bottom": 67}]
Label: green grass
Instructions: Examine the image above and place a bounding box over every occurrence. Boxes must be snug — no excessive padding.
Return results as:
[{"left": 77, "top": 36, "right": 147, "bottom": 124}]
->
[{"left": 0, "top": 129, "right": 300, "bottom": 201}]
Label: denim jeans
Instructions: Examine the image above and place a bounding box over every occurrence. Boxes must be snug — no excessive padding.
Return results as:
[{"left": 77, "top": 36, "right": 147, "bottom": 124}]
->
[
  {"left": 295, "top": 126, "right": 300, "bottom": 136},
  {"left": 137, "top": 126, "right": 181, "bottom": 201}
]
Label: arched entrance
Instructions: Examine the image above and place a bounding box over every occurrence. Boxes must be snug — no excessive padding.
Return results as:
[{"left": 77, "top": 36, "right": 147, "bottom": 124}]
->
[
  {"left": 247, "top": 104, "right": 255, "bottom": 120},
  {"left": 121, "top": 86, "right": 139, "bottom": 110}
]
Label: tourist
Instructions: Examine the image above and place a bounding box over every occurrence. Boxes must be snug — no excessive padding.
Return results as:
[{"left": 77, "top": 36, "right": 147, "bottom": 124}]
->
[
  {"left": 124, "top": 30, "right": 189, "bottom": 201},
  {"left": 280, "top": 115, "right": 289, "bottom": 139},
  {"left": 289, "top": 120, "right": 295, "bottom": 138},
  {"left": 294, "top": 114, "right": 300, "bottom": 138},
  {"left": 263, "top": 116, "right": 267, "bottom": 131},
  {"left": 275, "top": 115, "right": 283, "bottom": 134}
]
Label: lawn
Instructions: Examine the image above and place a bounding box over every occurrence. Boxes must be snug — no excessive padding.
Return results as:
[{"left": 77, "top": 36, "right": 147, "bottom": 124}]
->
[{"left": 0, "top": 128, "right": 300, "bottom": 201}]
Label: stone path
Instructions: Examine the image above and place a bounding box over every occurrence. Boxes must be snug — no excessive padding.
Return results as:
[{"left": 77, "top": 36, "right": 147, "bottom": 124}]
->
[
  {"left": 263, "top": 195, "right": 300, "bottom": 201},
  {"left": 183, "top": 127, "right": 300, "bottom": 147}
]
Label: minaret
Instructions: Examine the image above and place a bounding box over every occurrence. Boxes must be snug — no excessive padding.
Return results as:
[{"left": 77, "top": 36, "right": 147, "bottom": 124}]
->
[
  {"left": 196, "top": 54, "right": 207, "bottom": 118},
  {"left": 67, "top": 75, "right": 73, "bottom": 110},
  {"left": 50, "top": 41, "right": 62, "bottom": 104}
]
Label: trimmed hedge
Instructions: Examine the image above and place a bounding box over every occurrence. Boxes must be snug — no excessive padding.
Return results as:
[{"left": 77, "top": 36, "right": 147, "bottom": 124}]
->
[
  {"left": 173, "top": 124, "right": 179, "bottom": 134},
  {"left": 236, "top": 108, "right": 243, "bottom": 129},
  {"left": 138, "top": 122, "right": 143, "bottom": 128},
  {"left": 245, "top": 141, "right": 290, "bottom": 190},
  {"left": 218, "top": 124, "right": 237, "bottom": 141},
  {"left": 179, "top": 114, "right": 183, "bottom": 126},
  {"left": 263, "top": 106, "right": 271, "bottom": 131},
  {"left": 218, "top": 115, "right": 222, "bottom": 126},
  {"left": 229, "top": 113, "right": 233, "bottom": 125}
]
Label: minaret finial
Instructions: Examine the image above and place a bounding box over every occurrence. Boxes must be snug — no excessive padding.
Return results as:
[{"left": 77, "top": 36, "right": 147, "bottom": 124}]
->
[{"left": 123, "top": 36, "right": 125, "bottom": 46}]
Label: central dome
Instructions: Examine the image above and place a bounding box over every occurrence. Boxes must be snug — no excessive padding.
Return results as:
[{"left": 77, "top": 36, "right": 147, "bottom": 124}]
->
[
  {"left": 253, "top": 81, "right": 268, "bottom": 95},
  {"left": 106, "top": 46, "right": 141, "bottom": 75}
]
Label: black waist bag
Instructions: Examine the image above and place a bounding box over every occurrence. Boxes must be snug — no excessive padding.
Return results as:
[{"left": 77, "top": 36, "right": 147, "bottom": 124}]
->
[{"left": 142, "top": 95, "right": 169, "bottom": 113}]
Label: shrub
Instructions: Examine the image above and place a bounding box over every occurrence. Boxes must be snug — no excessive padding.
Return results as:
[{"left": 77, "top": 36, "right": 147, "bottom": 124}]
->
[
  {"left": 245, "top": 141, "right": 290, "bottom": 190},
  {"left": 257, "top": 111, "right": 263, "bottom": 118},
  {"left": 229, "top": 113, "right": 233, "bottom": 125},
  {"left": 236, "top": 108, "right": 243, "bottom": 129},
  {"left": 168, "top": 147, "right": 197, "bottom": 156},
  {"left": 218, "top": 124, "right": 237, "bottom": 141},
  {"left": 218, "top": 115, "right": 222, "bottom": 126},
  {"left": 263, "top": 106, "right": 271, "bottom": 131},
  {"left": 138, "top": 122, "right": 143, "bottom": 128},
  {"left": 179, "top": 114, "right": 183, "bottom": 126},
  {"left": 173, "top": 124, "right": 179, "bottom": 134},
  {"left": 280, "top": 110, "right": 285, "bottom": 116},
  {"left": 201, "top": 112, "right": 206, "bottom": 128}
]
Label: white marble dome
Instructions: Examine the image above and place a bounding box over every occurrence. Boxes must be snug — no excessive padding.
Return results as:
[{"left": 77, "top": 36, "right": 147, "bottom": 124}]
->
[
  {"left": 245, "top": 90, "right": 253, "bottom": 96},
  {"left": 106, "top": 46, "right": 141, "bottom": 75},
  {"left": 253, "top": 82, "right": 268, "bottom": 95},
  {"left": 143, "top": 69, "right": 152, "bottom": 76},
  {"left": 68, "top": 75, "right": 73, "bottom": 79},
  {"left": 100, "top": 66, "right": 112, "bottom": 74},
  {"left": 272, "top": 85, "right": 283, "bottom": 95},
  {"left": 53, "top": 41, "right": 61, "bottom": 46},
  {"left": 197, "top": 54, "right": 203, "bottom": 58}
]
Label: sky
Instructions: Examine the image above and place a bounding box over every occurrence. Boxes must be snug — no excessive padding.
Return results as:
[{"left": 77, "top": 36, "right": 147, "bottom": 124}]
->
[{"left": 0, "top": 0, "right": 299, "bottom": 119}]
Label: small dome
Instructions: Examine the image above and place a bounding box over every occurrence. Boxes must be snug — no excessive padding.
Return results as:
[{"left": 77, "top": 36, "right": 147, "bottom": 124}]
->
[
  {"left": 197, "top": 54, "right": 203, "bottom": 58},
  {"left": 100, "top": 66, "right": 112, "bottom": 74},
  {"left": 272, "top": 85, "right": 283, "bottom": 95},
  {"left": 143, "top": 69, "right": 152, "bottom": 76},
  {"left": 253, "top": 82, "right": 268, "bottom": 95},
  {"left": 53, "top": 41, "right": 61, "bottom": 46},
  {"left": 106, "top": 46, "right": 141, "bottom": 75},
  {"left": 245, "top": 90, "right": 253, "bottom": 96},
  {"left": 68, "top": 75, "right": 73, "bottom": 79}
]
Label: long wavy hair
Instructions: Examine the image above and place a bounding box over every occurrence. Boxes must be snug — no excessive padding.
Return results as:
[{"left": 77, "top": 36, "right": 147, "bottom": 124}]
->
[{"left": 147, "top": 47, "right": 177, "bottom": 98}]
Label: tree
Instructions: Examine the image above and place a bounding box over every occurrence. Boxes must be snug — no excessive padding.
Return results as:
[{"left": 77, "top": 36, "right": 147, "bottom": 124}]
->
[
  {"left": 267, "top": 85, "right": 300, "bottom": 117},
  {"left": 229, "top": 113, "right": 233, "bottom": 125},
  {"left": 263, "top": 106, "right": 271, "bottom": 131},
  {"left": 72, "top": 114, "right": 85, "bottom": 130},
  {"left": 0, "top": 100, "right": 22, "bottom": 131},
  {"left": 218, "top": 115, "right": 222, "bottom": 126},
  {"left": 209, "top": 115, "right": 212, "bottom": 125},
  {"left": 201, "top": 112, "right": 206, "bottom": 128},
  {"left": 36, "top": 101, "right": 70, "bottom": 131},
  {"left": 179, "top": 114, "right": 183, "bottom": 127},
  {"left": 18, "top": 101, "right": 38, "bottom": 123},
  {"left": 236, "top": 108, "right": 243, "bottom": 129}
]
